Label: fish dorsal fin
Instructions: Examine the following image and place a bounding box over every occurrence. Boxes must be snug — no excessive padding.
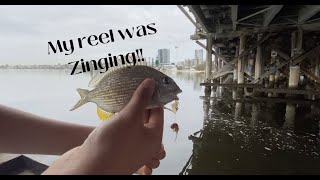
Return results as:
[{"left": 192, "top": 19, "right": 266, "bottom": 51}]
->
[
  {"left": 88, "top": 54, "right": 147, "bottom": 88},
  {"left": 89, "top": 72, "right": 108, "bottom": 88}
]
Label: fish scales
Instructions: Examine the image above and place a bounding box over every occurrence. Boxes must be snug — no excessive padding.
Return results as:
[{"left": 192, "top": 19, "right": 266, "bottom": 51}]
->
[{"left": 70, "top": 65, "right": 182, "bottom": 114}]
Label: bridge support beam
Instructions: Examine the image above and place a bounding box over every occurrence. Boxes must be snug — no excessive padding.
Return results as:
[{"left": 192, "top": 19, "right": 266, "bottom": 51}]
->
[
  {"left": 237, "top": 34, "right": 246, "bottom": 97},
  {"left": 289, "top": 29, "right": 303, "bottom": 89},
  {"left": 238, "top": 34, "right": 246, "bottom": 84}
]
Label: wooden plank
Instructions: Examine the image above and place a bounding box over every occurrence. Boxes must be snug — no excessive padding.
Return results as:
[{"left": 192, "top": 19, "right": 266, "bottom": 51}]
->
[
  {"left": 211, "top": 68, "right": 233, "bottom": 79},
  {"left": 253, "top": 88, "right": 320, "bottom": 95},
  {"left": 208, "top": 22, "right": 320, "bottom": 39},
  {"left": 289, "top": 47, "right": 320, "bottom": 66},
  {"left": 177, "top": 5, "right": 199, "bottom": 29},
  {"left": 230, "top": 5, "right": 238, "bottom": 31},
  {"left": 188, "top": 5, "right": 209, "bottom": 32},
  {"left": 263, "top": 5, "right": 283, "bottom": 27},
  {"left": 196, "top": 41, "right": 228, "bottom": 63},
  {"left": 268, "top": 45, "right": 290, "bottom": 60},
  {"left": 200, "top": 83, "right": 264, "bottom": 88},
  {"left": 210, "top": 33, "right": 274, "bottom": 80},
  {"left": 244, "top": 72, "right": 254, "bottom": 81},
  {"left": 301, "top": 67, "right": 320, "bottom": 82},
  {"left": 298, "top": 5, "right": 320, "bottom": 23},
  {"left": 200, "top": 96, "right": 320, "bottom": 105},
  {"left": 237, "top": 6, "right": 272, "bottom": 22},
  {"left": 252, "top": 45, "right": 320, "bottom": 84}
]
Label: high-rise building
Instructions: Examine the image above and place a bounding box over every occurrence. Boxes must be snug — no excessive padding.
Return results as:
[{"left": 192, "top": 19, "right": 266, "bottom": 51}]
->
[
  {"left": 195, "top": 49, "right": 204, "bottom": 60},
  {"left": 158, "top": 49, "right": 170, "bottom": 65}
]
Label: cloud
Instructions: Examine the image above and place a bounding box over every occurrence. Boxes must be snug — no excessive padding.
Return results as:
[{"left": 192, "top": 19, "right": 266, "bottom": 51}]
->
[{"left": 0, "top": 5, "right": 200, "bottom": 65}]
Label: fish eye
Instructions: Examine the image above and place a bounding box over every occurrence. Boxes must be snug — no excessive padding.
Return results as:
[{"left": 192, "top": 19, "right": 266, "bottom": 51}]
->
[{"left": 162, "top": 77, "right": 171, "bottom": 84}]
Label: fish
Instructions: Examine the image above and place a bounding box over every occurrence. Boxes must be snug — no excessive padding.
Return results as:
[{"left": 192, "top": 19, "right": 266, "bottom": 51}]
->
[{"left": 70, "top": 65, "right": 182, "bottom": 121}]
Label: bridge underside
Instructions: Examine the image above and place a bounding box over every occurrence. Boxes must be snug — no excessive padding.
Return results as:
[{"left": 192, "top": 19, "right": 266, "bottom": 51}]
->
[{"left": 181, "top": 5, "right": 320, "bottom": 97}]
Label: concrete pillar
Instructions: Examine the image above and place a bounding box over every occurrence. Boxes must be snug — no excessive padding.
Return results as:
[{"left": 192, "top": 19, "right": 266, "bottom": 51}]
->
[
  {"left": 217, "top": 48, "right": 223, "bottom": 83},
  {"left": 205, "top": 37, "right": 213, "bottom": 94},
  {"left": 291, "top": 31, "right": 297, "bottom": 57},
  {"left": 233, "top": 46, "right": 239, "bottom": 99},
  {"left": 255, "top": 34, "right": 263, "bottom": 81},
  {"left": 203, "top": 96, "right": 211, "bottom": 125},
  {"left": 296, "top": 27, "right": 303, "bottom": 54},
  {"left": 233, "top": 46, "right": 239, "bottom": 83},
  {"left": 284, "top": 30, "right": 302, "bottom": 128},
  {"left": 268, "top": 75, "right": 275, "bottom": 97},
  {"left": 306, "top": 81, "right": 313, "bottom": 100},
  {"left": 284, "top": 103, "right": 296, "bottom": 129},
  {"left": 275, "top": 58, "right": 281, "bottom": 84},
  {"left": 205, "top": 37, "right": 213, "bottom": 79},
  {"left": 214, "top": 53, "right": 219, "bottom": 72},
  {"left": 238, "top": 35, "right": 245, "bottom": 84},
  {"left": 288, "top": 29, "right": 302, "bottom": 89},
  {"left": 232, "top": 88, "right": 237, "bottom": 100},
  {"left": 251, "top": 103, "right": 259, "bottom": 127},
  {"left": 288, "top": 66, "right": 300, "bottom": 88},
  {"left": 314, "top": 57, "right": 319, "bottom": 100},
  {"left": 216, "top": 86, "right": 223, "bottom": 97},
  {"left": 315, "top": 56, "right": 319, "bottom": 78},
  {"left": 247, "top": 57, "right": 254, "bottom": 77},
  {"left": 217, "top": 48, "right": 221, "bottom": 70},
  {"left": 235, "top": 102, "right": 243, "bottom": 120}
]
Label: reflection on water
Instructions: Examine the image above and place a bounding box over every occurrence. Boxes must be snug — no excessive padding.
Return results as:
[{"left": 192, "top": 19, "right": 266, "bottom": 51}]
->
[
  {"left": 1, "top": 69, "right": 320, "bottom": 174},
  {"left": 181, "top": 86, "right": 320, "bottom": 175},
  {"left": 163, "top": 71, "right": 204, "bottom": 92}
]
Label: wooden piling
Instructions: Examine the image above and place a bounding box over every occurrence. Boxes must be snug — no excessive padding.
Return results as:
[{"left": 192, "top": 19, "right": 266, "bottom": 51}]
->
[
  {"left": 238, "top": 35, "right": 245, "bottom": 84},
  {"left": 205, "top": 37, "right": 213, "bottom": 95},
  {"left": 254, "top": 34, "right": 263, "bottom": 81}
]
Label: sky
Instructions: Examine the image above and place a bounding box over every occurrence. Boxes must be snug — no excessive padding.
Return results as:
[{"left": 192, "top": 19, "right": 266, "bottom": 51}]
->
[{"left": 0, "top": 5, "right": 205, "bottom": 65}]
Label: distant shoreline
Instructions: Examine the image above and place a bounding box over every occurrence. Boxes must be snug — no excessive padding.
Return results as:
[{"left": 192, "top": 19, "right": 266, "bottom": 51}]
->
[
  {"left": 162, "top": 69, "right": 204, "bottom": 73},
  {"left": 0, "top": 68, "right": 205, "bottom": 73}
]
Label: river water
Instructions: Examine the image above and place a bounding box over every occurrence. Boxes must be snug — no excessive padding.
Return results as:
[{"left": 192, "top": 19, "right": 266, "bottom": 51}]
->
[{"left": 0, "top": 69, "right": 319, "bottom": 175}]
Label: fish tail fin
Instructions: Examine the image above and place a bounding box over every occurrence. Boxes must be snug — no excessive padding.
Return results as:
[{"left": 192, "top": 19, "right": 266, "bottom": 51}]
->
[
  {"left": 70, "top": 88, "right": 89, "bottom": 111},
  {"left": 76, "top": 88, "right": 89, "bottom": 98}
]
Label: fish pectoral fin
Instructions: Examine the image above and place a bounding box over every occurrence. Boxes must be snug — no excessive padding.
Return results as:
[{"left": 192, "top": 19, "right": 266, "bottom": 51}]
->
[{"left": 97, "top": 107, "right": 114, "bottom": 121}]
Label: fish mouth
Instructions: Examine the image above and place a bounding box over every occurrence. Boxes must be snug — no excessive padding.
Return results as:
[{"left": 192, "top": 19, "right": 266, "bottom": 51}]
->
[
  {"left": 173, "top": 94, "right": 179, "bottom": 100},
  {"left": 172, "top": 88, "right": 182, "bottom": 100},
  {"left": 175, "top": 88, "right": 182, "bottom": 94}
]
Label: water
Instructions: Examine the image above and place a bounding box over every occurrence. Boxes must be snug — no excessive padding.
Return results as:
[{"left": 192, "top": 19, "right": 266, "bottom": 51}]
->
[{"left": 0, "top": 69, "right": 320, "bottom": 175}]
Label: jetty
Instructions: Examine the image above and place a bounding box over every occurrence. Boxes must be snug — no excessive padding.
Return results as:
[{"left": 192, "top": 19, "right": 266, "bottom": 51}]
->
[{"left": 178, "top": 5, "right": 320, "bottom": 99}]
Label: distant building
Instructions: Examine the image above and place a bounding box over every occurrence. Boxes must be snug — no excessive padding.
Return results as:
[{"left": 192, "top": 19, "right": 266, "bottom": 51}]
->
[
  {"left": 195, "top": 49, "right": 204, "bottom": 61},
  {"left": 176, "top": 61, "right": 185, "bottom": 67},
  {"left": 184, "top": 59, "right": 194, "bottom": 68},
  {"left": 158, "top": 49, "right": 170, "bottom": 65}
]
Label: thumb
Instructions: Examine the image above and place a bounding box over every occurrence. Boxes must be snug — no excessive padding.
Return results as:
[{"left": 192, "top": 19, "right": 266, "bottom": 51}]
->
[{"left": 122, "top": 78, "right": 155, "bottom": 115}]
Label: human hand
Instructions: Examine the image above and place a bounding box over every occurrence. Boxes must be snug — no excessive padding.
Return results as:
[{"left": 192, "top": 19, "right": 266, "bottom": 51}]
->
[{"left": 43, "top": 78, "right": 165, "bottom": 175}]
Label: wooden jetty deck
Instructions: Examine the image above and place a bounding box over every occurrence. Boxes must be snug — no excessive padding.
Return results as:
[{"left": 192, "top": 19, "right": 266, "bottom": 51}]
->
[{"left": 200, "top": 96, "right": 320, "bottom": 105}]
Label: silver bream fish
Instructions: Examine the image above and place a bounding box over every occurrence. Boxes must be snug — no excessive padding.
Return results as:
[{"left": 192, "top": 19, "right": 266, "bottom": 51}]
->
[{"left": 70, "top": 65, "right": 182, "bottom": 120}]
